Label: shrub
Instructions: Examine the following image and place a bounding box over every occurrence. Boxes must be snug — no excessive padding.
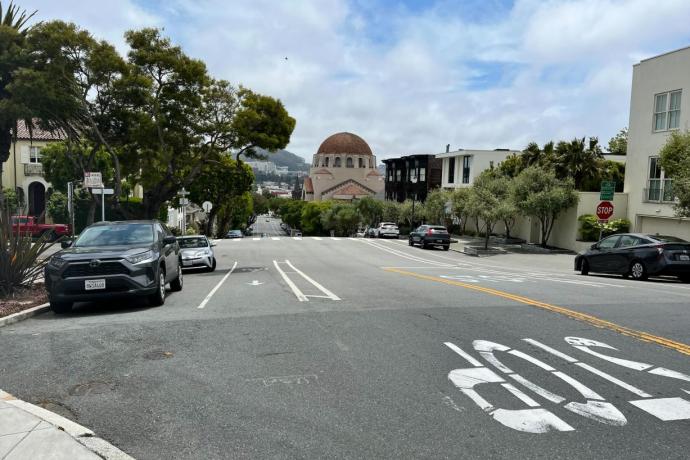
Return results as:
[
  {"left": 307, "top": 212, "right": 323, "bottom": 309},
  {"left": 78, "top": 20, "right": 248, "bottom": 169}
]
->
[{"left": 578, "top": 214, "right": 630, "bottom": 241}]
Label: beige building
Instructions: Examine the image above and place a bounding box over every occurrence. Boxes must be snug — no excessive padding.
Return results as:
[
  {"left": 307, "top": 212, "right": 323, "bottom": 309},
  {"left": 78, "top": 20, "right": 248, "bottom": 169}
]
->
[
  {"left": 1, "top": 121, "right": 64, "bottom": 220},
  {"left": 624, "top": 46, "right": 690, "bottom": 240},
  {"left": 436, "top": 148, "right": 520, "bottom": 189},
  {"left": 303, "top": 132, "right": 384, "bottom": 202}
]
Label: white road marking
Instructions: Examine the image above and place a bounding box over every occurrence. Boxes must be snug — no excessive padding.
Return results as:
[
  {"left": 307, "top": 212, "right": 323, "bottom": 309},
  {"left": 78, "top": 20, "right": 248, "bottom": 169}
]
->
[
  {"left": 271, "top": 237, "right": 280, "bottom": 241},
  {"left": 330, "top": 237, "right": 341, "bottom": 241},
  {"left": 629, "top": 397, "right": 690, "bottom": 421},
  {"left": 197, "top": 261, "right": 237, "bottom": 309},
  {"left": 523, "top": 338, "right": 578, "bottom": 363},
  {"left": 313, "top": 237, "right": 323, "bottom": 241},
  {"left": 253, "top": 237, "right": 261, "bottom": 241},
  {"left": 284, "top": 260, "right": 340, "bottom": 301},
  {"left": 363, "top": 239, "right": 452, "bottom": 267},
  {"left": 273, "top": 260, "right": 308, "bottom": 302},
  {"left": 502, "top": 383, "right": 540, "bottom": 407},
  {"left": 232, "top": 239, "right": 242, "bottom": 242},
  {"left": 445, "top": 342, "right": 483, "bottom": 367},
  {"left": 247, "top": 280, "right": 263, "bottom": 286}
]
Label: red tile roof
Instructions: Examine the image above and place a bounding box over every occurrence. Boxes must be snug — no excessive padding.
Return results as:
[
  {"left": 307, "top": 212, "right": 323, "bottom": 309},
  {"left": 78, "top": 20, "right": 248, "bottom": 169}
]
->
[
  {"left": 317, "top": 132, "right": 373, "bottom": 156},
  {"left": 15, "top": 120, "right": 66, "bottom": 141},
  {"left": 367, "top": 170, "right": 382, "bottom": 177},
  {"left": 313, "top": 168, "right": 333, "bottom": 175}
]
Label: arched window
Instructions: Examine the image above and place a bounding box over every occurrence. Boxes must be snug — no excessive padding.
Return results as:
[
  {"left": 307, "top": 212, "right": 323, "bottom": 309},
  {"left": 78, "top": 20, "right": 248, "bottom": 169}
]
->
[
  {"left": 346, "top": 157, "right": 354, "bottom": 168},
  {"left": 324, "top": 157, "right": 329, "bottom": 167},
  {"left": 369, "top": 159, "right": 374, "bottom": 168},
  {"left": 358, "top": 158, "right": 364, "bottom": 168},
  {"left": 334, "top": 157, "right": 341, "bottom": 167}
]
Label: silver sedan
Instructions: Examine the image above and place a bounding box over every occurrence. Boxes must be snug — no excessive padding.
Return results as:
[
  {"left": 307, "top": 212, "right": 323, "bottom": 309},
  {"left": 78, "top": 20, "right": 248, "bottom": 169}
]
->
[{"left": 177, "top": 235, "right": 216, "bottom": 271}]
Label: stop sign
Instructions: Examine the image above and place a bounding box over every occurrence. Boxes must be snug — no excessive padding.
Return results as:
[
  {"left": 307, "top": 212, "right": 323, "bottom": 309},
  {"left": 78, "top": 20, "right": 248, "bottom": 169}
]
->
[{"left": 596, "top": 201, "right": 614, "bottom": 220}]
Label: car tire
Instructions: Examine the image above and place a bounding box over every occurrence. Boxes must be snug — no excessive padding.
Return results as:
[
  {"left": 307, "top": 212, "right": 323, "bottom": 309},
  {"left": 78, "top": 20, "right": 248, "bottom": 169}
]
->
[
  {"left": 209, "top": 258, "right": 217, "bottom": 272},
  {"left": 422, "top": 240, "right": 428, "bottom": 250},
  {"left": 629, "top": 260, "right": 648, "bottom": 281},
  {"left": 149, "top": 268, "right": 166, "bottom": 306},
  {"left": 170, "top": 263, "right": 183, "bottom": 292},
  {"left": 408, "top": 238, "right": 413, "bottom": 246},
  {"left": 50, "top": 300, "right": 72, "bottom": 314},
  {"left": 580, "top": 259, "right": 589, "bottom": 276},
  {"left": 443, "top": 245, "right": 450, "bottom": 251},
  {"left": 677, "top": 274, "right": 690, "bottom": 283}
]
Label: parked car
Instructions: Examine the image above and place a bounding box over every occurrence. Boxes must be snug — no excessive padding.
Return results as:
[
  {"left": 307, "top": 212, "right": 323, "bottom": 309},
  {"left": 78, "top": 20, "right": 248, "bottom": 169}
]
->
[
  {"left": 575, "top": 233, "right": 690, "bottom": 281},
  {"left": 409, "top": 225, "right": 450, "bottom": 250},
  {"left": 11, "top": 215, "right": 70, "bottom": 240},
  {"left": 44, "top": 220, "right": 183, "bottom": 313},
  {"left": 375, "top": 222, "right": 400, "bottom": 239},
  {"left": 226, "top": 229, "right": 244, "bottom": 239},
  {"left": 356, "top": 228, "right": 366, "bottom": 238},
  {"left": 366, "top": 227, "right": 377, "bottom": 238},
  {"left": 244, "top": 227, "right": 253, "bottom": 236},
  {"left": 178, "top": 235, "right": 216, "bottom": 271}
]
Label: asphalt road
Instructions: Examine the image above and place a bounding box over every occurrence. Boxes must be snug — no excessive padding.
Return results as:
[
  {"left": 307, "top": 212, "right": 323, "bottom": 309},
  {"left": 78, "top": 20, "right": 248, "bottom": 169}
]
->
[{"left": 1, "top": 221, "right": 689, "bottom": 459}]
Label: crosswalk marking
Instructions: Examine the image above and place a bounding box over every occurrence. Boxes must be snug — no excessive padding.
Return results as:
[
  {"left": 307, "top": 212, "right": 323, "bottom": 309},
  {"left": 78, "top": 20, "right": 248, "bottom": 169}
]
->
[{"left": 271, "top": 237, "right": 280, "bottom": 241}]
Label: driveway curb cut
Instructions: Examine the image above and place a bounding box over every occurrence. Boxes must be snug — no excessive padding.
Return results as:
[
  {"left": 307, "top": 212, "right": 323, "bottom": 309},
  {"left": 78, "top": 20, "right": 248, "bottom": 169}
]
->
[
  {"left": 0, "top": 302, "right": 50, "bottom": 328},
  {"left": 0, "top": 389, "right": 135, "bottom": 460}
]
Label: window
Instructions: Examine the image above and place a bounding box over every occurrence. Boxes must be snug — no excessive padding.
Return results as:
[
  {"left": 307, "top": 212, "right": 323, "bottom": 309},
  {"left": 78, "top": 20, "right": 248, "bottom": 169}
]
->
[
  {"left": 29, "top": 146, "right": 42, "bottom": 164},
  {"left": 396, "top": 169, "right": 401, "bottom": 181},
  {"left": 646, "top": 156, "right": 674, "bottom": 202},
  {"left": 462, "top": 155, "right": 471, "bottom": 184},
  {"left": 654, "top": 90, "right": 682, "bottom": 131},
  {"left": 618, "top": 235, "right": 641, "bottom": 248},
  {"left": 358, "top": 158, "right": 364, "bottom": 168},
  {"left": 419, "top": 167, "right": 426, "bottom": 182},
  {"left": 447, "top": 157, "right": 455, "bottom": 183},
  {"left": 346, "top": 157, "right": 354, "bottom": 168},
  {"left": 334, "top": 157, "right": 341, "bottom": 167},
  {"left": 324, "top": 157, "right": 329, "bottom": 167},
  {"left": 598, "top": 235, "right": 620, "bottom": 249},
  {"left": 387, "top": 168, "right": 393, "bottom": 181}
]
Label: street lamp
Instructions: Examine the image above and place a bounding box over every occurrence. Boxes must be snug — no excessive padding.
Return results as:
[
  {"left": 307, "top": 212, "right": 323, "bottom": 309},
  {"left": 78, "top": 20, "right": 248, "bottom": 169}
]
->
[{"left": 410, "top": 175, "right": 418, "bottom": 227}]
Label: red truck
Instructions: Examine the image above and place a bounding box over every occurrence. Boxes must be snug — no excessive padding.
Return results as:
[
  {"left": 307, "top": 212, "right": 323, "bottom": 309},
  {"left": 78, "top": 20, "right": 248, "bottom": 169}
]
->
[{"left": 11, "top": 216, "right": 71, "bottom": 240}]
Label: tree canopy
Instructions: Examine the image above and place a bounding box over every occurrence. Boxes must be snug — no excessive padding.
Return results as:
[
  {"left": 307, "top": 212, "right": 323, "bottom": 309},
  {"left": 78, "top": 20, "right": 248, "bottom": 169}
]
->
[{"left": 659, "top": 130, "right": 690, "bottom": 217}]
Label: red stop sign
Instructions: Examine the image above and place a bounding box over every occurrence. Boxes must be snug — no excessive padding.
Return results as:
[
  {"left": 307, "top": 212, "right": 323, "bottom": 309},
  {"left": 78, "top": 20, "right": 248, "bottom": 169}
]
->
[{"left": 596, "top": 201, "right": 614, "bottom": 220}]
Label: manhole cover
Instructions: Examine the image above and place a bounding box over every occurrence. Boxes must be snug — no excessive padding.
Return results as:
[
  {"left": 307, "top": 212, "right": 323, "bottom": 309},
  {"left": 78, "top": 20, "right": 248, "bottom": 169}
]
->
[
  {"left": 143, "top": 350, "right": 174, "bottom": 360},
  {"left": 68, "top": 381, "right": 114, "bottom": 397},
  {"left": 234, "top": 267, "right": 267, "bottom": 274},
  {"left": 38, "top": 400, "right": 77, "bottom": 420}
]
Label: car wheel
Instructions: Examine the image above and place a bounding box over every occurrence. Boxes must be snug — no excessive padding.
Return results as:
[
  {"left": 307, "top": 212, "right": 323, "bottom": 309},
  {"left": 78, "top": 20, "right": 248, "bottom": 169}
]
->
[
  {"left": 149, "top": 269, "right": 166, "bottom": 306},
  {"left": 50, "top": 300, "right": 72, "bottom": 314},
  {"left": 408, "top": 238, "right": 413, "bottom": 246},
  {"left": 422, "top": 240, "right": 428, "bottom": 250},
  {"left": 209, "top": 258, "right": 217, "bottom": 272},
  {"left": 629, "top": 260, "right": 648, "bottom": 281},
  {"left": 443, "top": 245, "right": 450, "bottom": 251},
  {"left": 677, "top": 274, "right": 690, "bottom": 283},
  {"left": 170, "top": 263, "right": 183, "bottom": 292},
  {"left": 580, "top": 259, "right": 589, "bottom": 275}
]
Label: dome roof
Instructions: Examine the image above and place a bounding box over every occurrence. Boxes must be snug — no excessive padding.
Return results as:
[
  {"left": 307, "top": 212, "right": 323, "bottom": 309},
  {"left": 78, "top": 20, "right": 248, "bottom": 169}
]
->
[{"left": 317, "top": 132, "right": 373, "bottom": 156}]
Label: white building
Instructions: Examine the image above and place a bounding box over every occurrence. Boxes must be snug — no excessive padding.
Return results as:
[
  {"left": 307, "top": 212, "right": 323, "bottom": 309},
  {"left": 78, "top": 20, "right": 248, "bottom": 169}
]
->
[
  {"left": 625, "top": 46, "right": 690, "bottom": 240},
  {"left": 246, "top": 161, "right": 277, "bottom": 174},
  {"left": 435, "top": 148, "right": 520, "bottom": 189}
]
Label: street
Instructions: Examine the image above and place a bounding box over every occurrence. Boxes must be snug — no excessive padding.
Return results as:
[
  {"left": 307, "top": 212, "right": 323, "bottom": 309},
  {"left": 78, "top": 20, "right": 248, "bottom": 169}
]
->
[{"left": 1, "top": 219, "right": 689, "bottom": 459}]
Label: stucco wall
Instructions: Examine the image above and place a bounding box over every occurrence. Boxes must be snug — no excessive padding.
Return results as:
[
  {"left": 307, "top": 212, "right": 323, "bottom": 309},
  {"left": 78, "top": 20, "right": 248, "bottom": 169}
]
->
[
  {"left": 437, "top": 149, "right": 518, "bottom": 189},
  {"left": 309, "top": 153, "right": 384, "bottom": 201}
]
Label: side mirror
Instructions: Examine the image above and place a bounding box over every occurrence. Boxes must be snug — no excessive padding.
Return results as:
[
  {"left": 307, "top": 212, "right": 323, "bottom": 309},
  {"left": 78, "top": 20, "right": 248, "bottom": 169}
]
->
[
  {"left": 163, "top": 236, "right": 177, "bottom": 245},
  {"left": 590, "top": 243, "right": 598, "bottom": 250},
  {"left": 61, "top": 239, "right": 73, "bottom": 249}
]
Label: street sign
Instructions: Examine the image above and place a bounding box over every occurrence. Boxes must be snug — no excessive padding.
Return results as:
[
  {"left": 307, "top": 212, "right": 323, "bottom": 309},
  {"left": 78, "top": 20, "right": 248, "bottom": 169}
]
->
[
  {"left": 89, "top": 188, "right": 114, "bottom": 194},
  {"left": 600, "top": 181, "right": 615, "bottom": 200},
  {"left": 84, "top": 172, "right": 103, "bottom": 188},
  {"left": 202, "top": 201, "right": 213, "bottom": 213},
  {"left": 179, "top": 198, "right": 190, "bottom": 206},
  {"left": 596, "top": 201, "right": 614, "bottom": 221}
]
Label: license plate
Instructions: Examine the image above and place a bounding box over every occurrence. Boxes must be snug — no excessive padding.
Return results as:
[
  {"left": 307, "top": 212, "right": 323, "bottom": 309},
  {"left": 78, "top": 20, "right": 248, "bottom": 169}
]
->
[
  {"left": 437, "top": 239, "right": 444, "bottom": 243},
  {"left": 679, "top": 254, "right": 690, "bottom": 261},
  {"left": 183, "top": 260, "right": 193, "bottom": 266},
  {"left": 85, "top": 279, "right": 106, "bottom": 290}
]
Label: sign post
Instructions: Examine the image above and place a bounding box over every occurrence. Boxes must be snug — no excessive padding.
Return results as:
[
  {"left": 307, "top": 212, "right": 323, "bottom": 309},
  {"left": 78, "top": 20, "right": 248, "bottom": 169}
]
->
[
  {"left": 596, "top": 200, "right": 614, "bottom": 241},
  {"left": 67, "top": 181, "right": 75, "bottom": 237},
  {"left": 84, "top": 172, "right": 106, "bottom": 222},
  {"left": 177, "top": 188, "right": 190, "bottom": 234}
]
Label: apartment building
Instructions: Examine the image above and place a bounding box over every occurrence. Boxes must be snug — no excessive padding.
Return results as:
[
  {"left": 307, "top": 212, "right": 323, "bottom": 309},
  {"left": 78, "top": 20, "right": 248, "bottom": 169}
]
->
[
  {"left": 436, "top": 148, "right": 520, "bottom": 189},
  {"left": 625, "top": 46, "right": 690, "bottom": 240},
  {"left": 382, "top": 154, "right": 443, "bottom": 202}
]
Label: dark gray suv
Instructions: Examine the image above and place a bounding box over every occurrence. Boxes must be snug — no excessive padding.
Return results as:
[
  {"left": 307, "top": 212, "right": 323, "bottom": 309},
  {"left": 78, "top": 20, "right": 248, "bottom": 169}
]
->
[{"left": 45, "top": 220, "right": 183, "bottom": 313}]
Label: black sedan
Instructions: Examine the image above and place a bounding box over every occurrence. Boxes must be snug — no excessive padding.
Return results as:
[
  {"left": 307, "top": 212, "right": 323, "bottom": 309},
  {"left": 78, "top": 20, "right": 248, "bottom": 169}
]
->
[
  {"left": 409, "top": 225, "right": 450, "bottom": 250},
  {"left": 226, "top": 229, "right": 244, "bottom": 239},
  {"left": 575, "top": 233, "right": 690, "bottom": 281}
]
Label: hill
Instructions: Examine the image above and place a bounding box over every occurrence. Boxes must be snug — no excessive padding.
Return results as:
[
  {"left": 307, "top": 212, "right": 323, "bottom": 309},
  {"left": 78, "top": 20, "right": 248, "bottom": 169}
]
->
[{"left": 233, "top": 149, "right": 309, "bottom": 171}]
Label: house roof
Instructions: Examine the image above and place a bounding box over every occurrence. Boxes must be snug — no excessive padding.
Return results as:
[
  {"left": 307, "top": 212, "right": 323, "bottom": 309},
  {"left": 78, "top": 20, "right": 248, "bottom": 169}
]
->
[
  {"left": 367, "top": 170, "right": 382, "bottom": 177},
  {"left": 321, "top": 179, "right": 376, "bottom": 196},
  {"left": 15, "top": 120, "right": 66, "bottom": 141}
]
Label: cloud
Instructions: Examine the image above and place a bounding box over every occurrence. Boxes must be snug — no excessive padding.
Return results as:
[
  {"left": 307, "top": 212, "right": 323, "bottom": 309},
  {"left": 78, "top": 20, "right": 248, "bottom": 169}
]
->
[{"left": 22, "top": 0, "right": 690, "bottom": 161}]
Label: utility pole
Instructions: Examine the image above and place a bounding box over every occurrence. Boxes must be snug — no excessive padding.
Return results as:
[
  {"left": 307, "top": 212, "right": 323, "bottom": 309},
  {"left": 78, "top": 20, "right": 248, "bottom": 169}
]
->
[{"left": 177, "top": 187, "right": 190, "bottom": 234}]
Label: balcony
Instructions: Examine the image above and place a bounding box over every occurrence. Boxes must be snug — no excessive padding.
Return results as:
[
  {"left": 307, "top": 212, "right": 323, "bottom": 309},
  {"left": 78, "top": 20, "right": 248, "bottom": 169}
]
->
[
  {"left": 23, "top": 163, "right": 44, "bottom": 176},
  {"left": 643, "top": 179, "right": 674, "bottom": 203}
]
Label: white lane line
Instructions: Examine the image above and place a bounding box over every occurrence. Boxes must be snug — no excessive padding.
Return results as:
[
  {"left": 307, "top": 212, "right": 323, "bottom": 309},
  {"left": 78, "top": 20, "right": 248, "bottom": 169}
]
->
[
  {"left": 363, "top": 239, "right": 452, "bottom": 267},
  {"left": 197, "top": 261, "right": 237, "bottom": 309},
  {"left": 284, "top": 260, "right": 341, "bottom": 300},
  {"left": 232, "top": 239, "right": 242, "bottom": 242},
  {"left": 330, "top": 237, "right": 341, "bottom": 241},
  {"left": 253, "top": 237, "right": 261, "bottom": 241},
  {"left": 273, "top": 260, "right": 308, "bottom": 302},
  {"left": 271, "top": 237, "right": 280, "bottom": 241},
  {"left": 523, "top": 338, "right": 578, "bottom": 363},
  {"left": 444, "top": 342, "right": 483, "bottom": 367},
  {"left": 293, "top": 237, "right": 302, "bottom": 241},
  {"left": 313, "top": 237, "right": 323, "bottom": 241}
]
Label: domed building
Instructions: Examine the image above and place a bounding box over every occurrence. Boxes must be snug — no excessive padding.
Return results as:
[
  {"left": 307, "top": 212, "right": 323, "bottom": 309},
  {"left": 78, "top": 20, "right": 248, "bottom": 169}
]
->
[{"left": 302, "top": 132, "right": 384, "bottom": 202}]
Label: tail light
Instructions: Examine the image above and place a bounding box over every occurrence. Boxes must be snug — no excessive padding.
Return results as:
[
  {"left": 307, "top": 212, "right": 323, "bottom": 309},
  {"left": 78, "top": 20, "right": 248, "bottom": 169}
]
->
[{"left": 427, "top": 228, "right": 434, "bottom": 236}]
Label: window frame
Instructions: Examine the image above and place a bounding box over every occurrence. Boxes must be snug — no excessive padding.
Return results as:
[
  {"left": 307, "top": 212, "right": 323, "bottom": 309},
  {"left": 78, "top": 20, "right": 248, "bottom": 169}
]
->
[
  {"left": 462, "top": 155, "right": 471, "bottom": 184},
  {"left": 653, "top": 89, "right": 682, "bottom": 132},
  {"left": 447, "top": 157, "right": 455, "bottom": 184},
  {"left": 29, "top": 146, "right": 42, "bottom": 164}
]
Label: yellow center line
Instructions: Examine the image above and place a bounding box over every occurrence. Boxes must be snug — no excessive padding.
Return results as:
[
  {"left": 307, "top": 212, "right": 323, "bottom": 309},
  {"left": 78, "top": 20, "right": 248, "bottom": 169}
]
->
[{"left": 384, "top": 267, "right": 690, "bottom": 356}]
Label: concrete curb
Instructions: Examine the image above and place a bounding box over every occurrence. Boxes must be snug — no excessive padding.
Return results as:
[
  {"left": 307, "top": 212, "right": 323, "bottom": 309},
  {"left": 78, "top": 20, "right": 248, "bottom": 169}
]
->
[
  {"left": 0, "top": 389, "right": 135, "bottom": 460},
  {"left": 0, "top": 302, "right": 50, "bottom": 328}
]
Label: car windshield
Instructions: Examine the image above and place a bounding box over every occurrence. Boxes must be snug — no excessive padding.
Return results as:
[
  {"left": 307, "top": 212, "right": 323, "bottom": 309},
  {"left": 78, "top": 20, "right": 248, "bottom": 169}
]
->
[
  {"left": 74, "top": 224, "right": 154, "bottom": 247},
  {"left": 648, "top": 235, "right": 687, "bottom": 243},
  {"left": 178, "top": 237, "right": 208, "bottom": 248}
]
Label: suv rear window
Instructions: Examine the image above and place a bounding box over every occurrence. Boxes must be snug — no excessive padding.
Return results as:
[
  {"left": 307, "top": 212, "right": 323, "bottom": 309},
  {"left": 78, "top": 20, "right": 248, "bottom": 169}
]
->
[{"left": 429, "top": 226, "right": 447, "bottom": 232}]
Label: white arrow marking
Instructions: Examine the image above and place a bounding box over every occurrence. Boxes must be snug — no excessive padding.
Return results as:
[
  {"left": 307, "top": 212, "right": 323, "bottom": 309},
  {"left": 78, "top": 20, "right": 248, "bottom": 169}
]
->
[{"left": 248, "top": 280, "right": 263, "bottom": 286}]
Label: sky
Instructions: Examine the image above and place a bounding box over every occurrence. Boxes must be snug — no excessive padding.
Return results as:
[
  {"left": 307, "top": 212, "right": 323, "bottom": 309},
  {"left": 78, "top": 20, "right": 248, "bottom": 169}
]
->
[{"left": 25, "top": 0, "right": 690, "bottom": 162}]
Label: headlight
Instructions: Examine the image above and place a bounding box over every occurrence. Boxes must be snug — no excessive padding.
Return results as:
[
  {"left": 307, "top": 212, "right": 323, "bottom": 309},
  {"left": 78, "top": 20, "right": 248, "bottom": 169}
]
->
[
  {"left": 194, "top": 250, "right": 210, "bottom": 257},
  {"left": 49, "top": 256, "right": 67, "bottom": 268},
  {"left": 126, "top": 250, "right": 155, "bottom": 265}
]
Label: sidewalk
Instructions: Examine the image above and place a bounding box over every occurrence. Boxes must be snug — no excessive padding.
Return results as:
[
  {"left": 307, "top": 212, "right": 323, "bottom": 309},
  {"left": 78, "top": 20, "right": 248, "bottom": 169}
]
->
[{"left": 0, "top": 390, "right": 133, "bottom": 460}]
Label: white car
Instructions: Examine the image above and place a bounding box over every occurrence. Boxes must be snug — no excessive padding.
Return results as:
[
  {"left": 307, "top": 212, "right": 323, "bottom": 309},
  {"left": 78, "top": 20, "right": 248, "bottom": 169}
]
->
[
  {"left": 376, "top": 222, "right": 400, "bottom": 239},
  {"left": 178, "top": 235, "right": 216, "bottom": 271}
]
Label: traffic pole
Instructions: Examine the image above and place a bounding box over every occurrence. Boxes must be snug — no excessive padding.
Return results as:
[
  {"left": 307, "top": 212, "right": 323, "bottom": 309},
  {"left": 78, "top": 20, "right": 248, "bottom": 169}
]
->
[{"left": 101, "top": 186, "right": 105, "bottom": 222}]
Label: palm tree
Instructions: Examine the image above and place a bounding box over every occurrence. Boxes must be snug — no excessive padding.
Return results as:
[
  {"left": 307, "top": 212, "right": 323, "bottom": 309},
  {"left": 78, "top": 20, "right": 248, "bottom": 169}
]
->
[
  {"left": 0, "top": 2, "right": 37, "bottom": 193},
  {"left": 554, "top": 137, "right": 604, "bottom": 189}
]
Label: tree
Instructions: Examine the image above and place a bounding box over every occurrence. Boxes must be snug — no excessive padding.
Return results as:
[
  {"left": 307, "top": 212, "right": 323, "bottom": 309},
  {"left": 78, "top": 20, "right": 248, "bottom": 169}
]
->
[
  {"left": 450, "top": 188, "right": 472, "bottom": 234},
  {"left": 608, "top": 127, "right": 628, "bottom": 156},
  {"left": 513, "top": 166, "right": 579, "bottom": 247},
  {"left": 554, "top": 137, "right": 603, "bottom": 190},
  {"left": 46, "top": 190, "right": 69, "bottom": 223},
  {"left": 355, "top": 196, "right": 383, "bottom": 226},
  {"left": 321, "top": 202, "right": 359, "bottom": 236},
  {"left": 188, "top": 156, "right": 254, "bottom": 235},
  {"left": 424, "top": 189, "right": 450, "bottom": 225},
  {"left": 216, "top": 191, "right": 253, "bottom": 236},
  {"left": 301, "top": 201, "right": 331, "bottom": 235},
  {"left": 659, "top": 130, "right": 690, "bottom": 217},
  {"left": 252, "top": 193, "right": 269, "bottom": 215},
  {"left": 466, "top": 171, "right": 511, "bottom": 249},
  {"left": 232, "top": 88, "right": 296, "bottom": 162},
  {"left": 381, "top": 200, "right": 400, "bottom": 224}
]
